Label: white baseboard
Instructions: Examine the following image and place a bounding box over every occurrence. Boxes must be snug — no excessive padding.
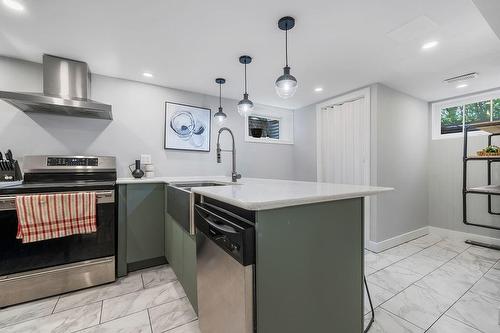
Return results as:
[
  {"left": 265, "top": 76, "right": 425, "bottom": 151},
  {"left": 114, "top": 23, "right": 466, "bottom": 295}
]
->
[
  {"left": 428, "top": 226, "right": 500, "bottom": 247},
  {"left": 366, "top": 226, "right": 429, "bottom": 253}
]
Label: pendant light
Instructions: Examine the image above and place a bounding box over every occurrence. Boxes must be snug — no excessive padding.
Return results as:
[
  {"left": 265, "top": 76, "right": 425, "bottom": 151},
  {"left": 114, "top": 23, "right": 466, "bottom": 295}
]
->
[
  {"left": 237, "top": 55, "right": 254, "bottom": 116},
  {"left": 275, "top": 16, "right": 298, "bottom": 99},
  {"left": 214, "top": 78, "right": 227, "bottom": 124}
]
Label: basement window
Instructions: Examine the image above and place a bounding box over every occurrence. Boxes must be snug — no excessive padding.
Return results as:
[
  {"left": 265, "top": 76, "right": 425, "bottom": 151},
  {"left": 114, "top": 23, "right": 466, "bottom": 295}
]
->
[
  {"left": 248, "top": 116, "right": 280, "bottom": 140},
  {"left": 432, "top": 90, "right": 500, "bottom": 139},
  {"left": 244, "top": 108, "right": 294, "bottom": 144}
]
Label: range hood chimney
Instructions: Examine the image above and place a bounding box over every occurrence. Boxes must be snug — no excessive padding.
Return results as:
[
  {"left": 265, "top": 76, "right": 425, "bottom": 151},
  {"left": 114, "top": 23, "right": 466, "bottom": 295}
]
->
[{"left": 0, "top": 55, "right": 112, "bottom": 120}]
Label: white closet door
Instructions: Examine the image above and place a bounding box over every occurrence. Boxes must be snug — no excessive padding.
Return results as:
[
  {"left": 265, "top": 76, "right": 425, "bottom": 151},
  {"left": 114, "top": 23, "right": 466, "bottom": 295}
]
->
[{"left": 319, "top": 98, "right": 369, "bottom": 186}]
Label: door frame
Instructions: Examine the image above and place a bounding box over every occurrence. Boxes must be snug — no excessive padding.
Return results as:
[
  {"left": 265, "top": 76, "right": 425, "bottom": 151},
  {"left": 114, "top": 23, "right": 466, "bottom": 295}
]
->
[{"left": 316, "top": 87, "right": 372, "bottom": 247}]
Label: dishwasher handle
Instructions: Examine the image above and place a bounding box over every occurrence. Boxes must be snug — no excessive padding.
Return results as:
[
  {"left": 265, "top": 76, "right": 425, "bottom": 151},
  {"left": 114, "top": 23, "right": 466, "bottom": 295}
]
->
[{"left": 194, "top": 204, "right": 238, "bottom": 234}]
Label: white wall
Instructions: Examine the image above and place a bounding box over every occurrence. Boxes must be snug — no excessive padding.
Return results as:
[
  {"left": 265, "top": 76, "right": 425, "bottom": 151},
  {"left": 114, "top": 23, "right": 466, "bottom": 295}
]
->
[
  {"left": 0, "top": 56, "right": 295, "bottom": 179},
  {"left": 429, "top": 122, "right": 500, "bottom": 239},
  {"left": 293, "top": 83, "right": 430, "bottom": 244},
  {"left": 373, "top": 84, "right": 429, "bottom": 242},
  {"left": 293, "top": 104, "right": 316, "bottom": 181}
]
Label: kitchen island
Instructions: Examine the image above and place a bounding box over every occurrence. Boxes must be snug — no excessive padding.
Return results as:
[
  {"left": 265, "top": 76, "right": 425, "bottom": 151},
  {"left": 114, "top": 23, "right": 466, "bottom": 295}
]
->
[{"left": 117, "top": 176, "right": 391, "bottom": 332}]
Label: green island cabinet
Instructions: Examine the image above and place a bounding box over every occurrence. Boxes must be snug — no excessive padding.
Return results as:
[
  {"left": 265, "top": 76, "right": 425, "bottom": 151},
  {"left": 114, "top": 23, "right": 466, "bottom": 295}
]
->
[{"left": 164, "top": 184, "right": 198, "bottom": 311}]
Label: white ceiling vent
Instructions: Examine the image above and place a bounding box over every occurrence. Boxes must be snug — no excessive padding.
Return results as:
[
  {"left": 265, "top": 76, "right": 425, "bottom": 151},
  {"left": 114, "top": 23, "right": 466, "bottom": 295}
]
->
[{"left": 444, "top": 72, "right": 479, "bottom": 84}]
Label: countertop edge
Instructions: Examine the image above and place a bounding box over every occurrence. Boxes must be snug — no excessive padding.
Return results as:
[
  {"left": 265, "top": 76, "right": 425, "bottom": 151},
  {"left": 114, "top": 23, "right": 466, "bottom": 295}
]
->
[{"left": 191, "top": 187, "right": 393, "bottom": 211}]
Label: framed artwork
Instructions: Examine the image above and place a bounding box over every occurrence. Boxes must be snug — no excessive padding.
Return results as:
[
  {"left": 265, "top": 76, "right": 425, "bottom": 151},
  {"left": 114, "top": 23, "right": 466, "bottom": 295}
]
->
[{"left": 164, "top": 102, "right": 211, "bottom": 151}]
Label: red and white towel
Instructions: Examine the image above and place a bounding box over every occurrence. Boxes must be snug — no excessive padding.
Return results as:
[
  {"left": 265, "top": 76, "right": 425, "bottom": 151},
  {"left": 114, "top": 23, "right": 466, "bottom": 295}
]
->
[{"left": 16, "top": 192, "right": 97, "bottom": 243}]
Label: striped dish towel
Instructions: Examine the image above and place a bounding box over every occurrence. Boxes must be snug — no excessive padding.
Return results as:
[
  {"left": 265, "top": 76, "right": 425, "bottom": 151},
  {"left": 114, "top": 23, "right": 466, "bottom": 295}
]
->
[{"left": 16, "top": 192, "right": 97, "bottom": 243}]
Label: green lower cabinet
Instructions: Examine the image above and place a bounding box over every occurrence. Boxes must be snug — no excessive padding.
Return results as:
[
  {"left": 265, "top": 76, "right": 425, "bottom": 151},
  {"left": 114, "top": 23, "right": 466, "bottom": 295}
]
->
[
  {"left": 164, "top": 212, "right": 198, "bottom": 313},
  {"left": 169, "top": 215, "right": 185, "bottom": 283},
  {"left": 182, "top": 232, "right": 197, "bottom": 311},
  {"left": 118, "top": 184, "right": 166, "bottom": 274},
  {"left": 164, "top": 211, "right": 173, "bottom": 264}
]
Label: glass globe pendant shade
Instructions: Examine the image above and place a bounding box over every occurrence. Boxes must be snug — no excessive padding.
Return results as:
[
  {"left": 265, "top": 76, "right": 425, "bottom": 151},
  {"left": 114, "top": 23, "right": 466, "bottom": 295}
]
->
[
  {"left": 275, "top": 66, "right": 298, "bottom": 99},
  {"left": 237, "top": 93, "right": 254, "bottom": 116},
  {"left": 214, "top": 107, "right": 227, "bottom": 124}
]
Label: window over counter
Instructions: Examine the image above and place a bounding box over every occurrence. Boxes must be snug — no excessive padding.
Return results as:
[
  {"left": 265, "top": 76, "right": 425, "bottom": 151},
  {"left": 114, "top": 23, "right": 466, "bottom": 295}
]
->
[
  {"left": 432, "top": 90, "right": 500, "bottom": 139},
  {"left": 244, "top": 107, "right": 294, "bottom": 144},
  {"left": 248, "top": 116, "right": 280, "bottom": 140}
]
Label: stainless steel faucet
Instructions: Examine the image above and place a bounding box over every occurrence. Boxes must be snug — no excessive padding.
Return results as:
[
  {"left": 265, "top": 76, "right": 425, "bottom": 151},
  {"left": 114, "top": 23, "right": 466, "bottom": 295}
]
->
[{"left": 216, "top": 127, "right": 241, "bottom": 182}]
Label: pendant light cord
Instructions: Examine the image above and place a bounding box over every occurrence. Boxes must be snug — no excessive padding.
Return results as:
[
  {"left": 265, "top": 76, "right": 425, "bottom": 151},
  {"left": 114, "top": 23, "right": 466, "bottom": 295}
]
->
[
  {"left": 244, "top": 63, "right": 248, "bottom": 94},
  {"left": 219, "top": 83, "right": 222, "bottom": 108},
  {"left": 285, "top": 27, "right": 289, "bottom": 67}
]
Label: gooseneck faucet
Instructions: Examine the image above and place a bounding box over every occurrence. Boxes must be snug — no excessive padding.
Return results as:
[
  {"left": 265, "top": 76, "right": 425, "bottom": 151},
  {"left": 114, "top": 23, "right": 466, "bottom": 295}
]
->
[{"left": 216, "top": 127, "right": 241, "bottom": 182}]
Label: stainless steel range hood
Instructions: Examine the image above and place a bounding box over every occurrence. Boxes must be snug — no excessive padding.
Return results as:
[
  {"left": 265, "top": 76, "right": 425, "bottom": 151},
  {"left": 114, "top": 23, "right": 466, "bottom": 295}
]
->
[{"left": 0, "top": 55, "right": 112, "bottom": 120}]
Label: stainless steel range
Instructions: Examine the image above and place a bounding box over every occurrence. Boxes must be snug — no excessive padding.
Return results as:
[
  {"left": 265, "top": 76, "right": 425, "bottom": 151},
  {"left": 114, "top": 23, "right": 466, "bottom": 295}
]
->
[{"left": 0, "top": 155, "right": 117, "bottom": 308}]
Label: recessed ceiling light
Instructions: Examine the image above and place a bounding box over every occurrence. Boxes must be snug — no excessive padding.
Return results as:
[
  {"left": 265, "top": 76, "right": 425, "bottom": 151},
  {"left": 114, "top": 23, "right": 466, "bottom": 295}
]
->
[
  {"left": 142, "top": 72, "right": 153, "bottom": 78},
  {"left": 421, "top": 40, "right": 439, "bottom": 50},
  {"left": 3, "top": 0, "right": 24, "bottom": 12},
  {"left": 456, "top": 83, "right": 468, "bottom": 89},
  {"left": 314, "top": 87, "right": 323, "bottom": 92}
]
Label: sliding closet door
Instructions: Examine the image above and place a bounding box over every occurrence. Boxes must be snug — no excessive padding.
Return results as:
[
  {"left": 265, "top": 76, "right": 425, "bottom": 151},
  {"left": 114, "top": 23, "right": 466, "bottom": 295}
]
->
[{"left": 317, "top": 96, "right": 371, "bottom": 244}]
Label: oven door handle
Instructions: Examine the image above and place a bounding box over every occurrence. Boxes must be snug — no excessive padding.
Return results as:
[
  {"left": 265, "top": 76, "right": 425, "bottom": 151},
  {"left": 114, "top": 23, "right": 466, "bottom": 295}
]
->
[
  {"left": 0, "top": 190, "right": 115, "bottom": 211},
  {"left": 0, "top": 257, "right": 114, "bottom": 282}
]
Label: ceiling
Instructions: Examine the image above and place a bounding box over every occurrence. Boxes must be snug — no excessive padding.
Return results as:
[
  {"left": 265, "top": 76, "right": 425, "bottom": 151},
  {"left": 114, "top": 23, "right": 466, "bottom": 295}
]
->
[{"left": 1, "top": 0, "right": 500, "bottom": 109}]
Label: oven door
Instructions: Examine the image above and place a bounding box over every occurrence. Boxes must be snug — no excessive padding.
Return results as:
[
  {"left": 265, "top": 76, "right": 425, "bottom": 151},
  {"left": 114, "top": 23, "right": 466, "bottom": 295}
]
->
[{"left": 0, "top": 190, "right": 116, "bottom": 277}]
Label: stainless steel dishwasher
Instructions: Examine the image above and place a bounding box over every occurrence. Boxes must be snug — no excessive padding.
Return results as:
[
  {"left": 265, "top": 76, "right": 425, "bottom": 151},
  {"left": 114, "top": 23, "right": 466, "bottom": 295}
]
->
[{"left": 194, "top": 200, "right": 255, "bottom": 333}]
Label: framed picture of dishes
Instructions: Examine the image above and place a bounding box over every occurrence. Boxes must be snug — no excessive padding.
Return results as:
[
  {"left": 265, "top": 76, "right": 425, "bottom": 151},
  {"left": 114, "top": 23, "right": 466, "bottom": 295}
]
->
[{"left": 164, "top": 102, "right": 211, "bottom": 152}]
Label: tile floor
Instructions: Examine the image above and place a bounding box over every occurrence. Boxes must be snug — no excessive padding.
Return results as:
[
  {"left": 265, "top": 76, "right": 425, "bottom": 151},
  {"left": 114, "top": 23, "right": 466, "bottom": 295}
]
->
[
  {"left": 0, "top": 233, "right": 499, "bottom": 332},
  {"left": 0, "top": 266, "right": 199, "bottom": 333},
  {"left": 364, "top": 234, "right": 500, "bottom": 333}
]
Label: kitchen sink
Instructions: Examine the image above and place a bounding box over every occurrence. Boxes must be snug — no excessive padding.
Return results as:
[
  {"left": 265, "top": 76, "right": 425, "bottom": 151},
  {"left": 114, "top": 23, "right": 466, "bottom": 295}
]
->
[
  {"left": 167, "top": 181, "right": 231, "bottom": 235},
  {"left": 170, "top": 182, "right": 230, "bottom": 191}
]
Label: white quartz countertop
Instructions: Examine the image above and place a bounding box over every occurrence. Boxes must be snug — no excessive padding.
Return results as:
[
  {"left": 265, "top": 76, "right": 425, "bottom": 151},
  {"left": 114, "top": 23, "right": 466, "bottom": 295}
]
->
[{"left": 117, "top": 176, "right": 392, "bottom": 211}]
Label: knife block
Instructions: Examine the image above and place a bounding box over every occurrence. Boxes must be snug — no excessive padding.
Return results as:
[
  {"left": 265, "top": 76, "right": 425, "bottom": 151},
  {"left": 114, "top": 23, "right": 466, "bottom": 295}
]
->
[{"left": 0, "top": 160, "right": 22, "bottom": 182}]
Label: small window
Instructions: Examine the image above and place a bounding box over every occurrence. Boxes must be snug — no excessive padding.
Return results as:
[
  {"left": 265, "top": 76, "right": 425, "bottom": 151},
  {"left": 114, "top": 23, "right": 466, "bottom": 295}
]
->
[
  {"left": 493, "top": 98, "right": 500, "bottom": 121},
  {"left": 244, "top": 108, "right": 293, "bottom": 144},
  {"left": 441, "top": 106, "right": 463, "bottom": 134},
  {"left": 465, "top": 100, "right": 491, "bottom": 125},
  {"left": 433, "top": 91, "right": 500, "bottom": 139},
  {"left": 248, "top": 116, "right": 280, "bottom": 140}
]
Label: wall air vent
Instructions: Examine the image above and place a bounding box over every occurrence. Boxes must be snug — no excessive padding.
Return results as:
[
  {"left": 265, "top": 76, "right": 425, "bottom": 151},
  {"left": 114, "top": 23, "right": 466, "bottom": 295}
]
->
[{"left": 444, "top": 72, "right": 479, "bottom": 84}]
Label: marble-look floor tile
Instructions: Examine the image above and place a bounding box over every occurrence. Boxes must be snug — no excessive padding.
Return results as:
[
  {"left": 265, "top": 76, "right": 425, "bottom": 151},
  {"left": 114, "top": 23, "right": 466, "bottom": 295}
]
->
[
  {"left": 79, "top": 310, "right": 151, "bottom": 333},
  {"left": 148, "top": 297, "right": 197, "bottom": 333},
  {"left": 470, "top": 276, "right": 500, "bottom": 301},
  {"left": 382, "top": 243, "right": 422, "bottom": 260},
  {"left": 467, "top": 245, "right": 500, "bottom": 262},
  {"left": 364, "top": 282, "right": 395, "bottom": 315},
  {"left": 365, "top": 252, "right": 400, "bottom": 271},
  {"left": 392, "top": 253, "right": 444, "bottom": 275},
  {"left": 142, "top": 265, "right": 177, "bottom": 289},
  {"left": 0, "top": 302, "right": 101, "bottom": 333},
  {"left": 447, "top": 292, "right": 500, "bottom": 333},
  {"left": 363, "top": 308, "right": 424, "bottom": 333},
  {"left": 435, "top": 238, "right": 471, "bottom": 253},
  {"left": 0, "top": 297, "right": 58, "bottom": 329},
  {"left": 381, "top": 284, "right": 455, "bottom": 330},
  {"left": 101, "top": 281, "right": 186, "bottom": 322},
  {"left": 55, "top": 274, "right": 143, "bottom": 312},
  {"left": 451, "top": 250, "right": 496, "bottom": 275},
  {"left": 419, "top": 244, "right": 459, "bottom": 262},
  {"left": 365, "top": 265, "right": 377, "bottom": 276},
  {"left": 486, "top": 262, "right": 500, "bottom": 280},
  {"left": 368, "top": 265, "right": 423, "bottom": 294},
  {"left": 427, "top": 315, "right": 482, "bottom": 333},
  {"left": 166, "top": 320, "right": 200, "bottom": 333},
  {"left": 408, "top": 234, "right": 442, "bottom": 249},
  {"left": 415, "top": 261, "right": 481, "bottom": 301}
]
